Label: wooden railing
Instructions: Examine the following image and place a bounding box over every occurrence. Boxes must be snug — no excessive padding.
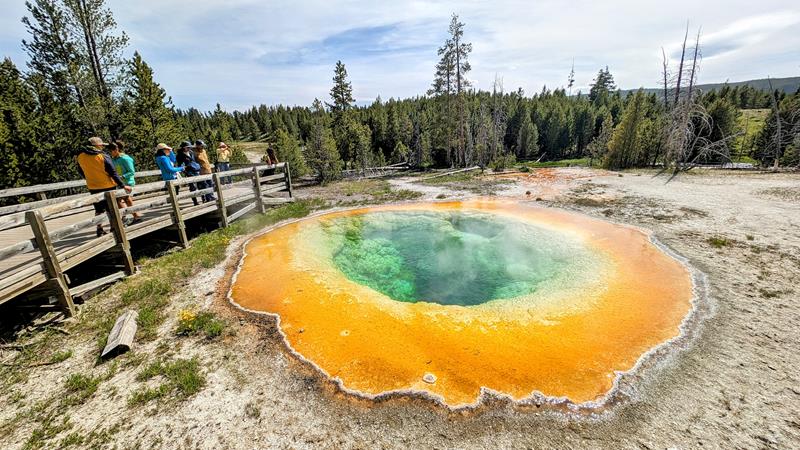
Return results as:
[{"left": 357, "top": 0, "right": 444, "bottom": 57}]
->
[
  {"left": 0, "top": 169, "right": 170, "bottom": 216},
  {"left": 0, "top": 163, "right": 292, "bottom": 316}
]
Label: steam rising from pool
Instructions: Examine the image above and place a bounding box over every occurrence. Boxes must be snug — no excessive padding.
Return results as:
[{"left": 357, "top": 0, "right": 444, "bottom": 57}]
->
[
  {"left": 324, "top": 211, "right": 603, "bottom": 306},
  {"left": 229, "top": 201, "right": 696, "bottom": 409}
]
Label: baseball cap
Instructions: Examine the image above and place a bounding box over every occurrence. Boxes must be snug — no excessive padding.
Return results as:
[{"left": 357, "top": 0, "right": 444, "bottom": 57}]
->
[{"left": 156, "top": 143, "right": 173, "bottom": 150}]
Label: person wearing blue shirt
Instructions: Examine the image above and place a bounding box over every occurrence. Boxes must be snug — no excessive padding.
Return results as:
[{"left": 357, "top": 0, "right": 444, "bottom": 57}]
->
[{"left": 155, "top": 143, "right": 184, "bottom": 182}]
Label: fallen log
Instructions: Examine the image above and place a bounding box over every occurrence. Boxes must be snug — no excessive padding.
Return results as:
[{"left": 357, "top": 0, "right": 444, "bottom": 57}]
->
[{"left": 101, "top": 310, "right": 138, "bottom": 359}]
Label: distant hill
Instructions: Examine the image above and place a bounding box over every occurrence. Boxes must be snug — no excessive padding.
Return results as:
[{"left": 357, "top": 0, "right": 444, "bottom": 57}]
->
[{"left": 620, "top": 76, "right": 800, "bottom": 96}]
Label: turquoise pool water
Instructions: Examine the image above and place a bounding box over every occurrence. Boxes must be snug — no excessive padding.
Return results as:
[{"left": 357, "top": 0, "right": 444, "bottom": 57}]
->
[{"left": 322, "top": 210, "right": 598, "bottom": 306}]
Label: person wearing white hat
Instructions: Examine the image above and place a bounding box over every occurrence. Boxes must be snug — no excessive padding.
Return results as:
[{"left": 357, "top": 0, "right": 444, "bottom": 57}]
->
[{"left": 154, "top": 143, "right": 184, "bottom": 182}]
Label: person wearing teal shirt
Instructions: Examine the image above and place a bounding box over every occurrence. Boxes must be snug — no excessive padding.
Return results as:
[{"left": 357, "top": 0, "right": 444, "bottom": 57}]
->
[{"left": 109, "top": 141, "right": 141, "bottom": 224}]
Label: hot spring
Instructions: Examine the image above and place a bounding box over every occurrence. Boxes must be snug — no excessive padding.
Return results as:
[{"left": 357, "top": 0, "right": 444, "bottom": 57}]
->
[{"left": 230, "top": 200, "right": 695, "bottom": 408}]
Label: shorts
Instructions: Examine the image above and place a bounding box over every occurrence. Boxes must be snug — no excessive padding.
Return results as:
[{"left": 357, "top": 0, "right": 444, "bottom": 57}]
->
[{"left": 89, "top": 187, "right": 117, "bottom": 214}]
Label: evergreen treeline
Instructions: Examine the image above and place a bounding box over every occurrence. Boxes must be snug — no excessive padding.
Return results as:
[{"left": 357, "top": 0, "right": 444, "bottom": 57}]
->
[{"left": 2, "top": 3, "right": 798, "bottom": 192}]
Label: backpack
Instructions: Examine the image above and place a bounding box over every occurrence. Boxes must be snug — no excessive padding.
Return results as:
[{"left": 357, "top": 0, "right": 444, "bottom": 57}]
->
[{"left": 181, "top": 150, "right": 201, "bottom": 174}]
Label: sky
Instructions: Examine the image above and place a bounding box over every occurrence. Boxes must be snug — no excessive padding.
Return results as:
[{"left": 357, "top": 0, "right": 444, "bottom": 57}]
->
[{"left": 1, "top": 0, "right": 799, "bottom": 112}]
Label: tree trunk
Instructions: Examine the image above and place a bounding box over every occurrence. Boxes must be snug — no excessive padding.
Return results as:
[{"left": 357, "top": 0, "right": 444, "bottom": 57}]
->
[{"left": 674, "top": 24, "right": 689, "bottom": 106}]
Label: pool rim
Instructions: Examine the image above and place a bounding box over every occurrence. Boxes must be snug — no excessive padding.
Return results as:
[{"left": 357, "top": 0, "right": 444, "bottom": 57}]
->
[{"left": 224, "top": 199, "right": 713, "bottom": 417}]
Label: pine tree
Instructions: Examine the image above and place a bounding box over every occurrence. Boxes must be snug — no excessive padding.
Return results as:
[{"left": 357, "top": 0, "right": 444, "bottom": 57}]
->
[
  {"left": 430, "top": 13, "right": 472, "bottom": 167},
  {"left": 572, "top": 100, "right": 595, "bottom": 156},
  {"left": 328, "top": 61, "right": 355, "bottom": 167},
  {"left": 516, "top": 111, "right": 539, "bottom": 158},
  {"left": 587, "top": 111, "right": 613, "bottom": 166},
  {"left": 211, "top": 103, "right": 232, "bottom": 145},
  {"left": 62, "top": 0, "right": 129, "bottom": 136},
  {"left": 343, "top": 121, "right": 373, "bottom": 172},
  {"left": 22, "top": 0, "right": 90, "bottom": 122},
  {"left": 0, "top": 58, "right": 37, "bottom": 190},
  {"left": 605, "top": 90, "right": 646, "bottom": 169},
  {"left": 305, "top": 98, "right": 342, "bottom": 183},
  {"left": 391, "top": 141, "right": 409, "bottom": 163},
  {"left": 120, "top": 52, "right": 180, "bottom": 165},
  {"left": 273, "top": 128, "right": 308, "bottom": 177},
  {"left": 589, "top": 67, "right": 616, "bottom": 106}
]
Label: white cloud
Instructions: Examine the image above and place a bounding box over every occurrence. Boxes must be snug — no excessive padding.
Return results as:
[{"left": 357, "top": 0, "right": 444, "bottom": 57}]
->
[{"left": 0, "top": 0, "right": 798, "bottom": 110}]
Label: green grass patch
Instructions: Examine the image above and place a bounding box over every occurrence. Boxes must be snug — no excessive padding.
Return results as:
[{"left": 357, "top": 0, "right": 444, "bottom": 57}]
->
[
  {"left": 129, "top": 357, "right": 206, "bottom": 406},
  {"left": 59, "top": 432, "right": 84, "bottom": 447},
  {"left": 707, "top": 236, "right": 731, "bottom": 248},
  {"left": 176, "top": 310, "right": 225, "bottom": 339},
  {"left": 24, "top": 413, "right": 72, "bottom": 450},
  {"left": 63, "top": 364, "right": 116, "bottom": 406},
  {"left": 49, "top": 350, "right": 72, "bottom": 364},
  {"left": 91, "top": 200, "right": 321, "bottom": 351},
  {"left": 418, "top": 171, "right": 478, "bottom": 185},
  {"left": 120, "top": 277, "right": 171, "bottom": 306},
  {"left": 759, "top": 288, "right": 786, "bottom": 299},
  {"left": 330, "top": 179, "right": 423, "bottom": 203},
  {"left": 523, "top": 158, "right": 591, "bottom": 168},
  {"left": 63, "top": 373, "right": 102, "bottom": 406},
  {"left": 572, "top": 197, "right": 607, "bottom": 207}
]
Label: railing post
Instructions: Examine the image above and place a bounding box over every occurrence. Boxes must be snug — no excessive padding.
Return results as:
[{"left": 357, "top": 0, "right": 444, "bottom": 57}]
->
[
  {"left": 26, "top": 210, "right": 75, "bottom": 317},
  {"left": 283, "top": 163, "right": 293, "bottom": 198},
  {"left": 104, "top": 191, "right": 136, "bottom": 276},
  {"left": 166, "top": 181, "right": 189, "bottom": 248},
  {"left": 213, "top": 173, "right": 228, "bottom": 227},
  {"left": 252, "top": 167, "right": 265, "bottom": 214}
]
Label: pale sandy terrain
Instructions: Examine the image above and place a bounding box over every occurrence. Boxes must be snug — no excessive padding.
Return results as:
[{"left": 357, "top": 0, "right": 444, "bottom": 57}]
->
[{"left": 2, "top": 168, "right": 799, "bottom": 449}]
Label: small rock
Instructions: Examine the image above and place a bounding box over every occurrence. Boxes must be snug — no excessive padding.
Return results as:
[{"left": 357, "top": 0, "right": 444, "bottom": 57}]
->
[{"left": 423, "top": 373, "right": 437, "bottom": 384}]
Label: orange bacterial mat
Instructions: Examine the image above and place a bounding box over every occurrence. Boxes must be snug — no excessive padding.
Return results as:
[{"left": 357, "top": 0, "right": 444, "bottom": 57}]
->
[{"left": 230, "top": 200, "right": 694, "bottom": 407}]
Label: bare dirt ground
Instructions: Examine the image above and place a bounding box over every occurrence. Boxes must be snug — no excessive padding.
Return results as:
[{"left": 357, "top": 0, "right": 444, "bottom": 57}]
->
[{"left": 2, "top": 167, "right": 799, "bottom": 449}]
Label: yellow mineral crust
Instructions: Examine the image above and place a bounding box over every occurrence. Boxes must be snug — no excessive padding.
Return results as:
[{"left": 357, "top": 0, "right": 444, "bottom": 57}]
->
[{"left": 230, "top": 200, "right": 693, "bottom": 407}]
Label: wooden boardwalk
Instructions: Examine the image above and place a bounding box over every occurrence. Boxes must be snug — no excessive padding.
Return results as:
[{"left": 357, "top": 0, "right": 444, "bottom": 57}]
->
[{"left": 0, "top": 164, "right": 293, "bottom": 316}]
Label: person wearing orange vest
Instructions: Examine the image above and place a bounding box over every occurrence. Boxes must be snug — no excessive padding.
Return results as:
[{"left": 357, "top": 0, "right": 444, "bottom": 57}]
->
[{"left": 76, "top": 136, "right": 132, "bottom": 236}]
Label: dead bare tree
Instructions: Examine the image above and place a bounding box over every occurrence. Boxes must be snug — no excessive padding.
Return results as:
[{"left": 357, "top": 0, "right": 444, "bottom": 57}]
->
[
  {"left": 661, "top": 47, "right": 670, "bottom": 109},
  {"left": 661, "top": 25, "right": 736, "bottom": 176},
  {"left": 764, "top": 81, "right": 800, "bottom": 169}
]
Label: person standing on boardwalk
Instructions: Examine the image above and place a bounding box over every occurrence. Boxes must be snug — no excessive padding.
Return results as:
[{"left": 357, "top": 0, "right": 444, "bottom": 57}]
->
[
  {"left": 155, "top": 143, "right": 184, "bottom": 183},
  {"left": 76, "top": 136, "right": 131, "bottom": 237},
  {"left": 109, "top": 140, "right": 141, "bottom": 225},
  {"left": 194, "top": 140, "right": 216, "bottom": 203},
  {"left": 176, "top": 141, "right": 201, "bottom": 206},
  {"left": 264, "top": 144, "right": 280, "bottom": 165},
  {"left": 216, "top": 142, "right": 232, "bottom": 184}
]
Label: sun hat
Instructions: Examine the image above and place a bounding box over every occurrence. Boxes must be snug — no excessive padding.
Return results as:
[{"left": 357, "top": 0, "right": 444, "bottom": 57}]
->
[
  {"left": 217, "top": 142, "right": 228, "bottom": 148},
  {"left": 194, "top": 140, "right": 206, "bottom": 148},
  {"left": 179, "top": 141, "right": 193, "bottom": 149},
  {"left": 88, "top": 136, "right": 108, "bottom": 146},
  {"left": 156, "top": 143, "right": 173, "bottom": 150}
]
